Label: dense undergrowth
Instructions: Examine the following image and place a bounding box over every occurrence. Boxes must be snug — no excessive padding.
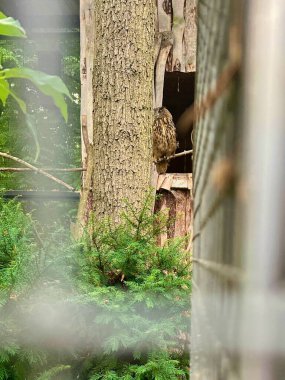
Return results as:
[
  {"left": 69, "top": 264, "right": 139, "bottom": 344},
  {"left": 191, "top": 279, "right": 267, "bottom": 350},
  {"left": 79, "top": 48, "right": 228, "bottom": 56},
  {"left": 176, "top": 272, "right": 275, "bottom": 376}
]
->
[{"left": 0, "top": 196, "right": 191, "bottom": 379}]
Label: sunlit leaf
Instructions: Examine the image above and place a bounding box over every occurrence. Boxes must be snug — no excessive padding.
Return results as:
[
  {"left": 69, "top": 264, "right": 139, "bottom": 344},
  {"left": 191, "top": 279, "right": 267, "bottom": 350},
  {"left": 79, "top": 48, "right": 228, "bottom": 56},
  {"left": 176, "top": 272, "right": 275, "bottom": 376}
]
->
[
  {"left": 8, "top": 89, "right": 27, "bottom": 113},
  {"left": 2, "top": 68, "right": 72, "bottom": 121},
  {"left": 0, "top": 12, "right": 26, "bottom": 38},
  {"left": 0, "top": 77, "right": 9, "bottom": 105}
]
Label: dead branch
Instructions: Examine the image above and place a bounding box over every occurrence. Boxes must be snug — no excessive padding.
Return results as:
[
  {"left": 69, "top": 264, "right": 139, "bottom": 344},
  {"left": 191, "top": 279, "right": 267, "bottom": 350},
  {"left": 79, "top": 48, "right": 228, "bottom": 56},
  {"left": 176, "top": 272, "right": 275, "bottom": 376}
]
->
[
  {"left": 0, "top": 167, "right": 86, "bottom": 172},
  {"left": 155, "top": 149, "right": 193, "bottom": 164},
  {"left": 0, "top": 152, "right": 76, "bottom": 191}
]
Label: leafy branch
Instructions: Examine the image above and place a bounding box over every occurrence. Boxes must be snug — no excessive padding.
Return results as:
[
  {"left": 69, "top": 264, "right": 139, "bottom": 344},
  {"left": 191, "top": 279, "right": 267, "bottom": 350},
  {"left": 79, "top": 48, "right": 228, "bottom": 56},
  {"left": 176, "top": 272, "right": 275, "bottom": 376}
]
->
[{"left": 0, "top": 12, "right": 72, "bottom": 160}]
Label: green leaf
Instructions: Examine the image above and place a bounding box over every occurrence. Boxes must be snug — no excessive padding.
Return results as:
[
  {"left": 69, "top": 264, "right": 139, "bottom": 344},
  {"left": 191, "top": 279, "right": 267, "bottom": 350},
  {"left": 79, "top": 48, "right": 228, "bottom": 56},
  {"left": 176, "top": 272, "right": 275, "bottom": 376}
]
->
[
  {"left": 8, "top": 89, "right": 27, "bottom": 113},
  {"left": 0, "top": 12, "right": 26, "bottom": 38},
  {"left": 25, "top": 114, "right": 40, "bottom": 162},
  {"left": 0, "top": 78, "right": 9, "bottom": 105},
  {"left": 2, "top": 68, "right": 72, "bottom": 121}
]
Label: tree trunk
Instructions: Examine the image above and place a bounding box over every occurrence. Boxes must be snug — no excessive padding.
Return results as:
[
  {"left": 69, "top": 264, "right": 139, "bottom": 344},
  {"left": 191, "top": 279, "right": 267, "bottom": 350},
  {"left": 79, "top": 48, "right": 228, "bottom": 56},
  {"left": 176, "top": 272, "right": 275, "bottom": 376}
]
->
[{"left": 77, "top": 0, "right": 155, "bottom": 231}]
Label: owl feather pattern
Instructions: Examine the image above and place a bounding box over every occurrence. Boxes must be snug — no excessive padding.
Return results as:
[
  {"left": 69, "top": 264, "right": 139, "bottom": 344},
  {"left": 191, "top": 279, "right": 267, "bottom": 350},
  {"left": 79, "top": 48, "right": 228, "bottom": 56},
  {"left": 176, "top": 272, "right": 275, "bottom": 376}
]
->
[{"left": 153, "top": 107, "right": 177, "bottom": 174}]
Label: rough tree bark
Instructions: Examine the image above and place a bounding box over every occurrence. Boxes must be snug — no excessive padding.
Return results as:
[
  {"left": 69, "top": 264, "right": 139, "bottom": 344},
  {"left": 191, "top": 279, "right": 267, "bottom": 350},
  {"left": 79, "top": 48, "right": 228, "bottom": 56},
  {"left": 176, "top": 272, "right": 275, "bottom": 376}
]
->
[{"left": 77, "top": 0, "right": 155, "bottom": 231}]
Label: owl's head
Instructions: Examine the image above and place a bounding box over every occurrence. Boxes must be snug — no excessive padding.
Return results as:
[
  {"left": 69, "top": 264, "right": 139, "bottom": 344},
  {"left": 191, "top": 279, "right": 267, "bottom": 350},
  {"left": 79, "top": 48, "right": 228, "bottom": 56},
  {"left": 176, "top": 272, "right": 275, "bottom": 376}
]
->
[{"left": 154, "top": 107, "right": 172, "bottom": 119}]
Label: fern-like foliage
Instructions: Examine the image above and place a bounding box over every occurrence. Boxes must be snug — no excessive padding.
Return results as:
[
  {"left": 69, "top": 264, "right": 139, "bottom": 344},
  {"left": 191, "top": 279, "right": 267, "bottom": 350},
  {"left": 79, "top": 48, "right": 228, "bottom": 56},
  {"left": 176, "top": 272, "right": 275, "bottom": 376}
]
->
[
  {"left": 0, "top": 195, "right": 191, "bottom": 379},
  {"left": 35, "top": 365, "right": 71, "bottom": 380}
]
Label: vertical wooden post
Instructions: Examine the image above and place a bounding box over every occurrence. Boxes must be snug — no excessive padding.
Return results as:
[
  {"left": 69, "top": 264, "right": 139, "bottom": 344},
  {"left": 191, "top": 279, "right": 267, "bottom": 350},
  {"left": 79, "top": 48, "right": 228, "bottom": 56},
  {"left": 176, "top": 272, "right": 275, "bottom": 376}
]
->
[
  {"left": 80, "top": 0, "right": 95, "bottom": 181},
  {"left": 184, "top": 0, "right": 197, "bottom": 72},
  {"left": 171, "top": 0, "right": 186, "bottom": 72}
]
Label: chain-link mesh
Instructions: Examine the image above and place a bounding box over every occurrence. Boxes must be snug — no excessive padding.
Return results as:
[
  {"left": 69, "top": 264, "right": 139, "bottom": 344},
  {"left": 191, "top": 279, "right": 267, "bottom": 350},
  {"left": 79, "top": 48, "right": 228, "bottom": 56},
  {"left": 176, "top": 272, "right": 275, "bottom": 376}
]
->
[{"left": 191, "top": 1, "right": 243, "bottom": 378}]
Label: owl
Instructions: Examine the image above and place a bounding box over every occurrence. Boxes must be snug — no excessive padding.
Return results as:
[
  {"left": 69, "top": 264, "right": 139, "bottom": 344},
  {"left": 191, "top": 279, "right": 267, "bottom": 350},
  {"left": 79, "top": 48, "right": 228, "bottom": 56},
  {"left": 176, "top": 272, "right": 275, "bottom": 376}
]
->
[{"left": 153, "top": 107, "right": 177, "bottom": 174}]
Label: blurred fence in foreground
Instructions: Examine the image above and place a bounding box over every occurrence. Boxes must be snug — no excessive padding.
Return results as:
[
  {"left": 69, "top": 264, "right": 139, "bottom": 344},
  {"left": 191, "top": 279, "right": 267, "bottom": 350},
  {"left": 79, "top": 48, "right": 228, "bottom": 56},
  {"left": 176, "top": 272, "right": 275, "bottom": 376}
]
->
[{"left": 191, "top": 1, "right": 285, "bottom": 379}]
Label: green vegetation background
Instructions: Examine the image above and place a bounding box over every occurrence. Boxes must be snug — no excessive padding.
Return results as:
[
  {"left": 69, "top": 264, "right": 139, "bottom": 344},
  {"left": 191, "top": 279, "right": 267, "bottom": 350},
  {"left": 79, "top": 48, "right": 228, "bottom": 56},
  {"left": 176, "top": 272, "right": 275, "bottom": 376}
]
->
[{"left": 0, "top": 15, "right": 191, "bottom": 380}]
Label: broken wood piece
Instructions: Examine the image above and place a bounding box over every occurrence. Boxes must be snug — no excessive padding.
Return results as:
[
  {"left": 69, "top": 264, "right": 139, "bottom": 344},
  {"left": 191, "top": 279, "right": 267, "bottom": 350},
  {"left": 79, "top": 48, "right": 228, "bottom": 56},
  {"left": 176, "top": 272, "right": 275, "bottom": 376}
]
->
[
  {"left": 154, "top": 187, "right": 192, "bottom": 245},
  {"left": 157, "top": 0, "right": 172, "bottom": 32},
  {"left": 157, "top": 173, "right": 167, "bottom": 190},
  {"left": 171, "top": 174, "right": 191, "bottom": 189},
  {"left": 155, "top": 31, "right": 174, "bottom": 108},
  {"left": 160, "top": 174, "right": 173, "bottom": 191},
  {"left": 184, "top": 0, "right": 197, "bottom": 72},
  {"left": 156, "top": 173, "right": 192, "bottom": 191}
]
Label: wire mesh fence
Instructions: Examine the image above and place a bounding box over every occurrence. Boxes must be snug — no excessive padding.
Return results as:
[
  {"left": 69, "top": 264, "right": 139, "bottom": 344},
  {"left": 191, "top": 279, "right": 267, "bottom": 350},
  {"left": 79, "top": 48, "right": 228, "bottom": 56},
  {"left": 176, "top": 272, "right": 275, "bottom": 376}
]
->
[{"left": 191, "top": 1, "right": 285, "bottom": 379}]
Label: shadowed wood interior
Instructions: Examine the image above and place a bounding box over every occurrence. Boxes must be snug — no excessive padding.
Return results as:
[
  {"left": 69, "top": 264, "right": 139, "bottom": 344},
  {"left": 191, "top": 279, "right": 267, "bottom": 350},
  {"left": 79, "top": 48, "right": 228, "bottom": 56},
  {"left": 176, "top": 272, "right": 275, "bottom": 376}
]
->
[{"left": 163, "top": 71, "right": 195, "bottom": 173}]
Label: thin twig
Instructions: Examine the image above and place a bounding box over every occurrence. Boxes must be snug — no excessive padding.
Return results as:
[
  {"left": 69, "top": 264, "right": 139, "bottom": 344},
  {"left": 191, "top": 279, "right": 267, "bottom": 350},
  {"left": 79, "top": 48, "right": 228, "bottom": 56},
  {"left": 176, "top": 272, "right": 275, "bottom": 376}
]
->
[
  {"left": 28, "top": 215, "right": 44, "bottom": 248},
  {"left": 0, "top": 167, "right": 86, "bottom": 172},
  {"left": 155, "top": 149, "right": 193, "bottom": 164},
  {"left": 0, "top": 152, "right": 76, "bottom": 191}
]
